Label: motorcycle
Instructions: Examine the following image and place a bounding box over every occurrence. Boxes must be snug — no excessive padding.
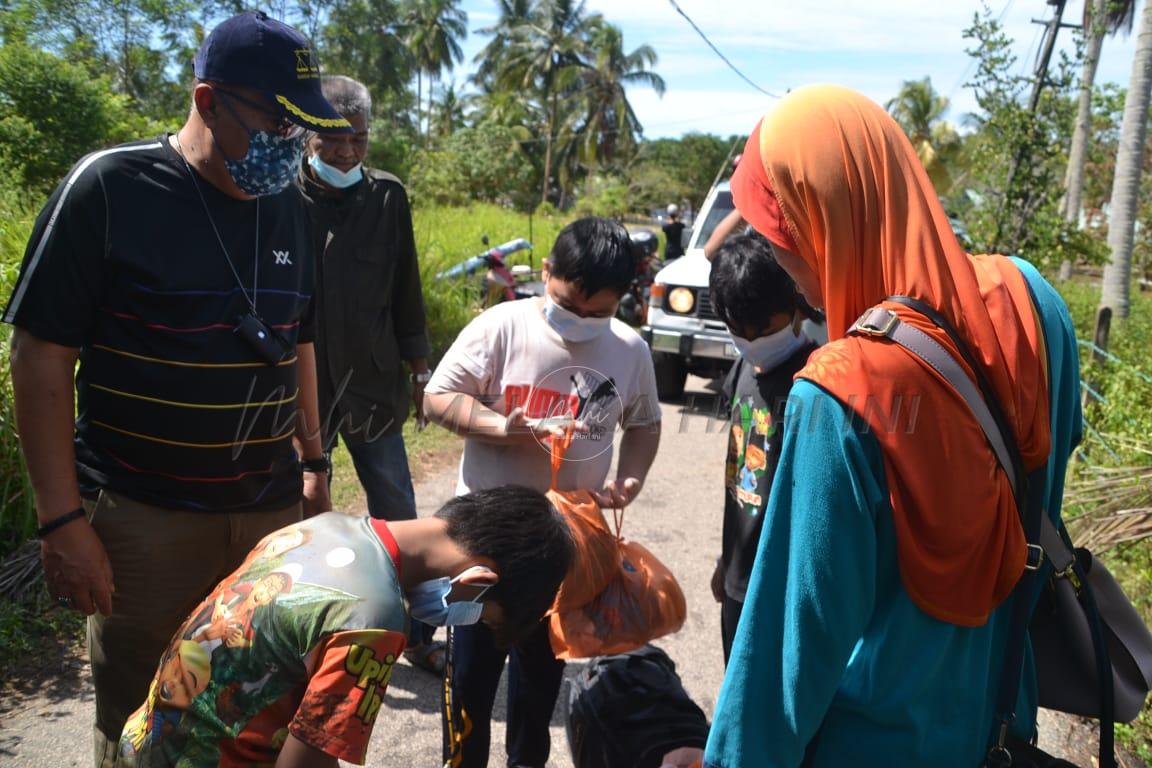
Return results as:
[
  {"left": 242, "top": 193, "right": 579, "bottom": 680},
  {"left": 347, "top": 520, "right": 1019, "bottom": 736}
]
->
[
  {"left": 616, "top": 229, "right": 663, "bottom": 326},
  {"left": 434, "top": 236, "right": 542, "bottom": 308}
]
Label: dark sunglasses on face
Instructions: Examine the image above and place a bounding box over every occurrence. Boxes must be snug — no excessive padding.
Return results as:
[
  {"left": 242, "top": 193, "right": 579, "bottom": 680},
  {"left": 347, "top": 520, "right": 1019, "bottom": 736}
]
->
[{"left": 213, "top": 88, "right": 304, "bottom": 140}]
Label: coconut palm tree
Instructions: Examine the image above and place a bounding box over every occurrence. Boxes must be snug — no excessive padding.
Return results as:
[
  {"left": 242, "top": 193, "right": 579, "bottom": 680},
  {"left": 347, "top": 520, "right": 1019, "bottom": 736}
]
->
[
  {"left": 885, "top": 77, "right": 962, "bottom": 193},
  {"left": 572, "top": 19, "right": 665, "bottom": 170},
  {"left": 400, "top": 0, "right": 467, "bottom": 140},
  {"left": 428, "top": 82, "right": 466, "bottom": 139},
  {"left": 1059, "top": 0, "right": 1135, "bottom": 280},
  {"left": 497, "top": 0, "right": 595, "bottom": 205},
  {"left": 1100, "top": 0, "right": 1152, "bottom": 318},
  {"left": 1063, "top": 0, "right": 1136, "bottom": 224},
  {"left": 472, "top": 0, "right": 533, "bottom": 90}
]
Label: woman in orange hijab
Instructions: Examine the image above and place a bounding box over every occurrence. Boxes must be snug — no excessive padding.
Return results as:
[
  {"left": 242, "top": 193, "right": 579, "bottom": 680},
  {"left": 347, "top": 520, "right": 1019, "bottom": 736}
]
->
[{"left": 704, "top": 85, "right": 1083, "bottom": 767}]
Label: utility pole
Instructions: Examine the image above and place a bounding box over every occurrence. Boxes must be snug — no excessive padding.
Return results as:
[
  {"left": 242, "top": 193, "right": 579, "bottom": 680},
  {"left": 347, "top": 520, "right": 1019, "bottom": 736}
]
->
[{"left": 995, "top": 0, "right": 1080, "bottom": 251}]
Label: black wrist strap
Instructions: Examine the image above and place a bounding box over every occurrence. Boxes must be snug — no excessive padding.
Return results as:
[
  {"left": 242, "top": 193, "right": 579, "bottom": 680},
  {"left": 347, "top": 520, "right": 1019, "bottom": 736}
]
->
[
  {"left": 36, "top": 507, "right": 86, "bottom": 539},
  {"left": 301, "top": 456, "right": 330, "bottom": 474}
]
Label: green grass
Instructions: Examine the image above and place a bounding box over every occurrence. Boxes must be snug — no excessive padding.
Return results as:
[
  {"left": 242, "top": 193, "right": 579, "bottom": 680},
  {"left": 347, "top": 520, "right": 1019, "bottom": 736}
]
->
[
  {"left": 0, "top": 190, "right": 36, "bottom": 557},
  {"left": 0, "top": 596, "right": 85, "bottom": 678}
]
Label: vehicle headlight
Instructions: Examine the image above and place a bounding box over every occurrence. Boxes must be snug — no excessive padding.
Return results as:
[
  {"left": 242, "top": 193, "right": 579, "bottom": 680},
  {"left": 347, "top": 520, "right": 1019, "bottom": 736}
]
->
[{"left": 667, "top": 287, "right": 695, "bottom": 314}]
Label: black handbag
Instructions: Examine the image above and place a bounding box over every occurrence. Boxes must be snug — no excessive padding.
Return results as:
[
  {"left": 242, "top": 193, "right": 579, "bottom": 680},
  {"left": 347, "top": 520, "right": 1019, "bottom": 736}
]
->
[
  {"left": 1031, "top": 536, "right": 1152, "bottom": 722},
  {"left": 849, "top": 296, "right": 1152, "bottom": 768}
]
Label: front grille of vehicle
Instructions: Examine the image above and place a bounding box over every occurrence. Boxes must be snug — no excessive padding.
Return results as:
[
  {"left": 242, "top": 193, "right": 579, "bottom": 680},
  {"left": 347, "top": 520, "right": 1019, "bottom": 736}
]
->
[{"left": 696, "top": 287, "right": 719, "bottom": 321}]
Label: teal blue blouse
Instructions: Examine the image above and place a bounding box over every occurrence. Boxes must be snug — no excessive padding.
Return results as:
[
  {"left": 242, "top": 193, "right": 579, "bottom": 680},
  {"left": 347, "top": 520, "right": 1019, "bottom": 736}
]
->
[{"left": 704, "top": 259, "right": 1084, "bottom": 768}]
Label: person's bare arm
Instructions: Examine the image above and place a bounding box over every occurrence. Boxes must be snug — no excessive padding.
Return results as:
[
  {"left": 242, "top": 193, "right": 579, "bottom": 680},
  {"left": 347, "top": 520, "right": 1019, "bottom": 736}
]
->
[
  {"left": 294, "top": 343, "right": 331, "bottom": 517},
  {"left": 274, "top": 734, "right": 338, "bottom": 768},
  {"left": 703, "top": 209, "right": 746, "bottom": 261},
  {"left": 10, "top": 328, "right": 114, "bottom": 616},
  {"left": 423, "top": 390, "right": 574, "bottom": 445},
  {"left": 591, "top": 421, "right": 661, "bottom": 508}
]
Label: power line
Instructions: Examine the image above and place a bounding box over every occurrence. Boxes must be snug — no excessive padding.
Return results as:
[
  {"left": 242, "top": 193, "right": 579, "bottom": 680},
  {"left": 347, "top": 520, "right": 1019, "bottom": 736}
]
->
[
  {"left": 947, "top": 0, "right": 1019, "bottom": 104},
  {"left": 666, "top": 0, "right": 781, "bottom": 99}
]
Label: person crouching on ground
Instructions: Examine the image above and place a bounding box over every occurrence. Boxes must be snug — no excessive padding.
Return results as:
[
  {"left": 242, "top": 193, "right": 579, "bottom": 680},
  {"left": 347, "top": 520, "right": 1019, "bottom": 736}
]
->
[{"left": 117, "top": 486, "right": 574, "bottom": 768}]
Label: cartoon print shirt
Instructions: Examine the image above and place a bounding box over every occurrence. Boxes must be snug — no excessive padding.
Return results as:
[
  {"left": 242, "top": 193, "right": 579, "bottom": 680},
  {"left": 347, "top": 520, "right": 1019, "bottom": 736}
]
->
[
  {"left": 722, "top": 345, "right": 815, "bottom": 601},
  {"left": 427, "top": 298, "right": 661, "bottom": 493},
  {"left": 118, "top": 512, "right": 408, "bottom": 767}
]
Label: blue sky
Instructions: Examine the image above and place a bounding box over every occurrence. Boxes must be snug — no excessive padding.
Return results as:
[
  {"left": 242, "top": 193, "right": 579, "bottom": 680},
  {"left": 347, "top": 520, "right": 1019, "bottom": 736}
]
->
[{"left": 454, "top": 0, "right": 1144, "bottom": 139}]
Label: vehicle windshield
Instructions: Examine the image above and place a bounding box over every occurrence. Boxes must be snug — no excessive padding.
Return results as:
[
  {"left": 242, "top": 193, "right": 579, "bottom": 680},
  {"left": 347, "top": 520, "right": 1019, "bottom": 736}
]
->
[{"left": 690, "top": 190, "right": 734, "bottom": 249}]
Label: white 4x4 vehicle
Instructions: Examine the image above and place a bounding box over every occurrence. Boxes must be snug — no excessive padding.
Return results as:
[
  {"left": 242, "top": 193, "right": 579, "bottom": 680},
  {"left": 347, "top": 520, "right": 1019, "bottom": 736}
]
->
[{"left": 641, "top": 181, "right": 737, "bottom": 399}]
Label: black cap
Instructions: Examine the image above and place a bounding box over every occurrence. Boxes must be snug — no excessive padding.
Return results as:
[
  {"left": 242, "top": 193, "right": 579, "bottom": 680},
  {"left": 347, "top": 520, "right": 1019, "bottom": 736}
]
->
[{"left": 194, "top": 11, "right": 352, "bottom": 133}]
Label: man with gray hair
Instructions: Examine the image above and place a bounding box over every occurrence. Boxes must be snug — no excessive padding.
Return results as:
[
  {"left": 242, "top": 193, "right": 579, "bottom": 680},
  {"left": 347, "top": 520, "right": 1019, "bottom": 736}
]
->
[{"left": 296, "top": 75, "right": 443, "bottom": 674}]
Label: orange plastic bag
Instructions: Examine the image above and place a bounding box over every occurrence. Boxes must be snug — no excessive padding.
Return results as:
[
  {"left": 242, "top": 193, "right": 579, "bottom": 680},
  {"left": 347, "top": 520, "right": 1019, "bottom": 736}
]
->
[
  {"left": 547, "top": 428, "right": 619, "bottom": 612},
  {"left": 549, "top": 511, "right": 687, "bottom": 660},
  {"left": 548, "top": 489, "right": 619, "bottom": 612}
]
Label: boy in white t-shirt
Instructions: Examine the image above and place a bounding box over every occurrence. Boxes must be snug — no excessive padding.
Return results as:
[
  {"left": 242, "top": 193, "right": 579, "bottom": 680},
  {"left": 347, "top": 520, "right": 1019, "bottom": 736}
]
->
[{"left": 425, "top": 216, "right": 662, "bottom": 768}]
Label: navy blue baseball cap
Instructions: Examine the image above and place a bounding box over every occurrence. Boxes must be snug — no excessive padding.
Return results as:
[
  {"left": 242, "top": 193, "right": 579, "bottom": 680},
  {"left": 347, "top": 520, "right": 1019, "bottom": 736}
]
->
[{"left": 194, "top": 11, "right": 352, "bottom": 133}]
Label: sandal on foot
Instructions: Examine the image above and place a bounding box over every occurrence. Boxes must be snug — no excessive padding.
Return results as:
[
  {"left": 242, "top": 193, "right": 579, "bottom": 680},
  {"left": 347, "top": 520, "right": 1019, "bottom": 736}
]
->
[{"left": 404, "top": 640, "right": 447, "bottom": 675}]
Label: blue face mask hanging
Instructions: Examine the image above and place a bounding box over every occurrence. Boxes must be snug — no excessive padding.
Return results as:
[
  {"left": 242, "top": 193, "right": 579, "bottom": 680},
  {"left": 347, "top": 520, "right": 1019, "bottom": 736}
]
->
[
  {"left": 407, "top": 566, "right": 495, "bottom": 627},
  {"left": 224, "top": 129, "right": 306, "bottom": 197},
  {"left": 308, "top": 154, "right": 364, "bottom": 189}
]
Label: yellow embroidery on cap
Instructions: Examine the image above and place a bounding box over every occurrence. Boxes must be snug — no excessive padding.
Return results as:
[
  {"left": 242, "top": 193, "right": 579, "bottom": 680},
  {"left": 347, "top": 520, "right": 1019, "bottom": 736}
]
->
[
  {"left": 275, "top": 95, "right": 352, "bottom": 129},
  {"left": 294, "top": 48, "right": 320, "bottom": 78}
]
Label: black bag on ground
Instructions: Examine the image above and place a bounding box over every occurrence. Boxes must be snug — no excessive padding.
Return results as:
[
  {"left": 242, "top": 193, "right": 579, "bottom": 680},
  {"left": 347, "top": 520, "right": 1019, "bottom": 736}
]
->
[{"left": 566, "top": 644, "right": 709, "bottom": 768}]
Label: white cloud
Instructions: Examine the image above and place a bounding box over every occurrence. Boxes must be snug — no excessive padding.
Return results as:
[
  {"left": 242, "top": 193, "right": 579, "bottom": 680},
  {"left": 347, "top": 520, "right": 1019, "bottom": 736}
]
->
[{"left": 627, "top": 88, "right": 775, "bottom": 139}]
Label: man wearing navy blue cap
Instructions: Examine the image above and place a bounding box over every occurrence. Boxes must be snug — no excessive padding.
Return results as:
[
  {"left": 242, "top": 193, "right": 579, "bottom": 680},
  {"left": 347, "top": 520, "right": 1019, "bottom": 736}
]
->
[{"left": 3, "top": 11, "right": 349, "bottom": 765}]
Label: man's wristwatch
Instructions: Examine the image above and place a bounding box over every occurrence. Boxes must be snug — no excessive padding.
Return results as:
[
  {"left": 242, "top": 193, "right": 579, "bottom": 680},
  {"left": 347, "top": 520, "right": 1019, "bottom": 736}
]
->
[
  {"left": 411, "top": 371, "right": 432, "bottom": 384},
  {"left": 301, "top": 456, "right": 331, "bottom": 475}
]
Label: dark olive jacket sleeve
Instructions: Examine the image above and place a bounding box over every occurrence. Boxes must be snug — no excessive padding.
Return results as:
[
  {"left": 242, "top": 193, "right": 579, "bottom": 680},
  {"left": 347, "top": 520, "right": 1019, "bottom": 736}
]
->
[{"left": 389, "top": 184, "right": 431, "bottom": 361}]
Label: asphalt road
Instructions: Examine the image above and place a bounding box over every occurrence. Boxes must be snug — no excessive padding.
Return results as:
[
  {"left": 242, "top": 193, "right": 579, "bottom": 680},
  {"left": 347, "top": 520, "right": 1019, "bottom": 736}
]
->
[{"left": 0, "top": 375, "right": 1126, "bottom": 767}]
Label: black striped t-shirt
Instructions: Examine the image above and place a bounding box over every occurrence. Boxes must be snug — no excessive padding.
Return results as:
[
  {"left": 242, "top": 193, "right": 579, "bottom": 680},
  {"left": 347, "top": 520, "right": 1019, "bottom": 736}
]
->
[{"left": 3, "top": 137, "right": 315, "bottom": 513}]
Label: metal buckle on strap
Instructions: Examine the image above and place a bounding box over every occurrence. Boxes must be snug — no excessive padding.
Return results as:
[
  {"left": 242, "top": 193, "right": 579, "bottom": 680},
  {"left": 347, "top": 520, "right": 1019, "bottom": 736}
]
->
[
  {"left": 850, "top": 307, "right": 899, "bottom": 337},
  {"left": 1024, "top": 543, "right": 1045, "bottom": 571},
  {"left": 1052, "top": 560, "right": 1083, "bottom": 592}
]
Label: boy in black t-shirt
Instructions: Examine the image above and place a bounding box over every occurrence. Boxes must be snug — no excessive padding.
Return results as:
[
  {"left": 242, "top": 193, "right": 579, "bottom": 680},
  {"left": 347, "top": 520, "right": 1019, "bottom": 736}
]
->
[{"left": 708, "top": 231, "right": 821, "bottom": 663}]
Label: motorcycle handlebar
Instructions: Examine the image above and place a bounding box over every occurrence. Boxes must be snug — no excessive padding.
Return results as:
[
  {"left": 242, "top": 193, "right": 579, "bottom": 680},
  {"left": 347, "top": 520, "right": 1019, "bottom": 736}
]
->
[{"left": 435, "top": 238, "right": 533, "bottom": 280}]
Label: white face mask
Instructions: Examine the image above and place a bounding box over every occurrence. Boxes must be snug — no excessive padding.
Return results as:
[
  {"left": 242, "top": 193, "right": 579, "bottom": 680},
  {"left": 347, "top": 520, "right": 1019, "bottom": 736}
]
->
[
  {"left": 542, "top": 294, "right": 612, "bottom": 343},
  {"left": 407, "top": 565, "right": 495, "bottom": 627},
  {"left": 730, "top": 321, "right": 808, "bottom": 371},
  {"left": 308, "top": 154, "right": 364, "bottom": 189}
]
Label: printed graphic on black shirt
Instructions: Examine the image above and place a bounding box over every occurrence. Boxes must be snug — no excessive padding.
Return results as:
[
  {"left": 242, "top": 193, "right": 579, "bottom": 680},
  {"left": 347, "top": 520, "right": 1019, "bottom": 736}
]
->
[{"left": 726, "top": 398, "right": 776, "bottom": 514}]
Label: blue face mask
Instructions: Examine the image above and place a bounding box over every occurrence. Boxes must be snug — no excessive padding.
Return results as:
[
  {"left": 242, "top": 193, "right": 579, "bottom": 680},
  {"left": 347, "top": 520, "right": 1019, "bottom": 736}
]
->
[
  {"left": 407, "top": 566, "right": 495, "bottom": 627},
  {"left": 224, "top": 129, "right": 306, "bottom": 197},
  {"left": 308, "top": 154, "right": 364, "bottom": 189},
  {"left": 543, "top": 294, "right": 612, "bottom": 343}
]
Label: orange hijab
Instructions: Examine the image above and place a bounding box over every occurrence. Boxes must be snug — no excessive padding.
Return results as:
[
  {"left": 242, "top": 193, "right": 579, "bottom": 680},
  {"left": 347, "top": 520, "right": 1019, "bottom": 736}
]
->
[{"left": 731, "top": 85, "right": 1051, "bottom": 626}]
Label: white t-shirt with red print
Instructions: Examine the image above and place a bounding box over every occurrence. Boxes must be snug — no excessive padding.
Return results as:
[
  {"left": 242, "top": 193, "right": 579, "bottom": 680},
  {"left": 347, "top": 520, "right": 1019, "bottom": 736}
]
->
[{"left": 426, "top": 298, "right": 661, "bottom": 494}]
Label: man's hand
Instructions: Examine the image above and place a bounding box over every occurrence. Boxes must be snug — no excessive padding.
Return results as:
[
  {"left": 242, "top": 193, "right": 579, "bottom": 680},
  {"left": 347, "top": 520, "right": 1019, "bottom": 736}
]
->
[
  {"left": 710, "top": 558, "right": 725, "bottom": 603},
  {"left": 302, "top": 472, "right": 332, "bottom": 518},
  {"left": 502, "top": 407, "right": 587, "bottom": 443},
  {"left": 591, "top": 477, "right": 643, "bottom": 509},
  {"left": 41, "top": 518, "right": 115, "bottom": 616},
  {"left": 411, "top": 382, "right": 428, "bottom": 431}
]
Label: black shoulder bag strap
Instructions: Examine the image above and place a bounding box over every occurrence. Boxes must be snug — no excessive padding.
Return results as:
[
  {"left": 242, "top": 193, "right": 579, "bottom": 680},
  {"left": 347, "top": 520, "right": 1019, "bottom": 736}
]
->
[{"left": 848, "top": 296, "right": 1115, "bottom": 768}]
